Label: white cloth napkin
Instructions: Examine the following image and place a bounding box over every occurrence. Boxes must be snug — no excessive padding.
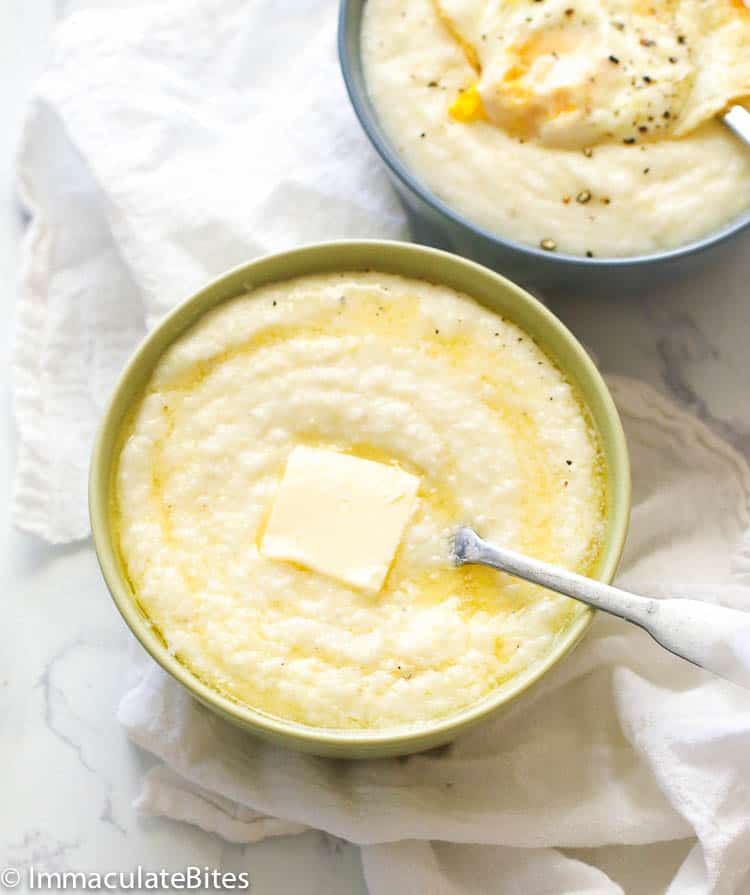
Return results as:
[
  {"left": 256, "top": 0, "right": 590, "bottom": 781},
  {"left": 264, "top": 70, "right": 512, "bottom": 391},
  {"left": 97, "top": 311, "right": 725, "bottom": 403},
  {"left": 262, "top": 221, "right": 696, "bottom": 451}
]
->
[{"left": 14, "top": 2, "right": 750, "bottom": 894}]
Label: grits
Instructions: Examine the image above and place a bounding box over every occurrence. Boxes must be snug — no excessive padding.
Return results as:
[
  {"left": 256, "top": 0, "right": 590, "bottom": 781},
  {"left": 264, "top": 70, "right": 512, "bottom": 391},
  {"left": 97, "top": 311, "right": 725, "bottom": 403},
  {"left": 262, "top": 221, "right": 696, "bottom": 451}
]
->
[
  {"left": 115, "top": 272, "right": 606, "bottom": 730},
  {"left": 361, "top": 0, "right": 750, "bottom": 257}
]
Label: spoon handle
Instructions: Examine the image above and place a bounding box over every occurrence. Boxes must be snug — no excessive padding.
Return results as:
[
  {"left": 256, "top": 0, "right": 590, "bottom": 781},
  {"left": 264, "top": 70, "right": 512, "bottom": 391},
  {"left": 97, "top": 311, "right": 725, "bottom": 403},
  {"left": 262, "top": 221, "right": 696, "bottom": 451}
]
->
[
  {"left": 457, "top": 529, "right": 750, "bottom": 689},
  {"left": 723, "top": 105, "right": 750, "bottom": 150}
]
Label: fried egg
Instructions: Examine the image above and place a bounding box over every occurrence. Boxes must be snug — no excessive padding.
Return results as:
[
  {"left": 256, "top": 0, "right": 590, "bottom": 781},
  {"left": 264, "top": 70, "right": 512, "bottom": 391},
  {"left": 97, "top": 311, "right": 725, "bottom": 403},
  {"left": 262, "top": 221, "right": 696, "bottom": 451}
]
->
[{"left": 435, "top": 0, "right": 750, "bottom": 147}]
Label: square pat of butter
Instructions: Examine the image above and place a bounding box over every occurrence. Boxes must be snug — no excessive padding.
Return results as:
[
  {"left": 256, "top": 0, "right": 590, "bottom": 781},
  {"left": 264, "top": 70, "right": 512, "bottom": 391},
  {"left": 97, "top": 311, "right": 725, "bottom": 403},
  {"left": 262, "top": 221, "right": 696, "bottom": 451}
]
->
[{"left": 260, "top": 446, "right": 420, "bottom": 593}]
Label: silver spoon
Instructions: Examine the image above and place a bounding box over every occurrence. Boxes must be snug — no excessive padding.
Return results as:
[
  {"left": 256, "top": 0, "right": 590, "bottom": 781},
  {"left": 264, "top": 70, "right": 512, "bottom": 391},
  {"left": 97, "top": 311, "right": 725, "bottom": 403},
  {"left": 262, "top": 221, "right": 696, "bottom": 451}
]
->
[
  {"left": 724, "top": 105, "right": 750, "bottom": 148},
  {"left": 454, "top": 527, "right": 750, "bottom": 689}
]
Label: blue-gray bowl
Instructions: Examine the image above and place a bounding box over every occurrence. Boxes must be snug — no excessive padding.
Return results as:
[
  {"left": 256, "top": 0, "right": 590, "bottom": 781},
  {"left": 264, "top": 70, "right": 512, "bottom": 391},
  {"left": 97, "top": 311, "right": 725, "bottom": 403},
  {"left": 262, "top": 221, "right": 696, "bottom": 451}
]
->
[{"left": 338, "top": 0, "right": 750, "bottom": 294}]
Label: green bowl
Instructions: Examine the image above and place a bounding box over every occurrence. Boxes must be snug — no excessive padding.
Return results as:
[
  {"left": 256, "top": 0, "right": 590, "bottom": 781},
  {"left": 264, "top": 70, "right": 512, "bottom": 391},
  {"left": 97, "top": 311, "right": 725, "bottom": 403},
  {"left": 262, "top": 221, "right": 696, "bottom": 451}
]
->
[{"left": 89, "top": 240, "right": 631, "bottom": 758}]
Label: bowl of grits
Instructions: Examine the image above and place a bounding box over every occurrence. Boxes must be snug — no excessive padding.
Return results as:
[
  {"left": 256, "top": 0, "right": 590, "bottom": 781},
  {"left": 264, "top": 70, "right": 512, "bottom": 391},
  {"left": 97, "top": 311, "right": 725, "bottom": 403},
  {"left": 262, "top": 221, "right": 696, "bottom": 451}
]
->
[
  {"left": 90, "top": 240, "right": 630, "bottom": 757},
  {"left": 339, "top": 0, "right": 750, "bottom": 292}
]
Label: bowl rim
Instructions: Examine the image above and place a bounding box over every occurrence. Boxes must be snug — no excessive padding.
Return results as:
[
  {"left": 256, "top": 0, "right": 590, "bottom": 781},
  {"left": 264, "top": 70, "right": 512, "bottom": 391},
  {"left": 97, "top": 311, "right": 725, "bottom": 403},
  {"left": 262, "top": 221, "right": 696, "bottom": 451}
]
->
[
  {"left": 337, "top": 0, "right": 750, "bottom": 269},
  {"left": 89, "top": 239, "right": 631, "bottom": 753}
]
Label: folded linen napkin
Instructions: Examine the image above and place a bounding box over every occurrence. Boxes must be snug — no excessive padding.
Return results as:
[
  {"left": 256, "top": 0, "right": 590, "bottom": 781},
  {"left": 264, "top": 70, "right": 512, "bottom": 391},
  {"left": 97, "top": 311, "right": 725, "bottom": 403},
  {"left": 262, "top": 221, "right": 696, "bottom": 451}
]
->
[{"left": 15, "top": 2, "right": 750, "bottom": 893}]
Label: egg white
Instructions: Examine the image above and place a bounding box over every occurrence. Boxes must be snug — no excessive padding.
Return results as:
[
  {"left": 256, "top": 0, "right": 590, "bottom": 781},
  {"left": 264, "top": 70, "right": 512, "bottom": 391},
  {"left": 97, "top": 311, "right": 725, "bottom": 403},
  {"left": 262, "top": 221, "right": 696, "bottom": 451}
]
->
[{"left": 437, "top": 0, "right": 750, "bottom": 147}]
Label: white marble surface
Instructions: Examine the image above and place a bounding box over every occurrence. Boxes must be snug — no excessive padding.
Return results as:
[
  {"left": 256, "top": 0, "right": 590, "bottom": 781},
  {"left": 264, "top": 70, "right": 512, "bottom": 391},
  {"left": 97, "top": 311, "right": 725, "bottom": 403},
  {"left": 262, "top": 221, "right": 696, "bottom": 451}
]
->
[{"left": 1, "top": 2, "right": 749, "bottom": 894}]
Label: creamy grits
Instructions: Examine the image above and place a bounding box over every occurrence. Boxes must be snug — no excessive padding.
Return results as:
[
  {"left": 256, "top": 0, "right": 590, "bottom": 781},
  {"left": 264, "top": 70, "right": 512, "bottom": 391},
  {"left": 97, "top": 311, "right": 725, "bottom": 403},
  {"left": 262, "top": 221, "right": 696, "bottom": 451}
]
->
[
  {"left": 361, "top": 0, "right": 750, "bottom": 257},
  {"left": 115, "top": 272, "right": 606, "bottom": 730}
]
